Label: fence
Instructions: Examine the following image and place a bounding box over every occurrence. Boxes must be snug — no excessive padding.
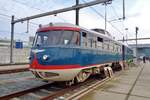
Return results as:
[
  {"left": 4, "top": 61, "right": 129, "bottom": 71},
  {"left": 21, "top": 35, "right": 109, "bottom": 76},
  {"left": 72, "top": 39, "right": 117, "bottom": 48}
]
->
[{"left": 0, "top": 46, "right": 30, "bottom": 64}]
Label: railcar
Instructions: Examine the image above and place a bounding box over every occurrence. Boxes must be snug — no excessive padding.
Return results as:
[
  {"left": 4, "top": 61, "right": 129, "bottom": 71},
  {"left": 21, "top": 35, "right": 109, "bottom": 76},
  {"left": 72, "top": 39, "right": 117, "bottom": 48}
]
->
[{"left": 29, "top": 23, "right": 133, "bottom": 85}]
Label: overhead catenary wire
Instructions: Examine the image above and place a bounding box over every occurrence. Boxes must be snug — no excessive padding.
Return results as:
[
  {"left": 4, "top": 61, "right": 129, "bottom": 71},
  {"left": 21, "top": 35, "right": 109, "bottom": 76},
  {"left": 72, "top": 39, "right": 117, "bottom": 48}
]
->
[
  {"left": 1, "top": 0, "right": 124, "bottom": 37},
  {"left": 0, "top": 12, "right": 39, "bottom": 27},
  {"left": 12, "top": 0, "right": 67, "bottom": 22},
  {"left": 110, "top": 4, "right": 127, "bottom": 43},
  {"left": 0, "top": 30, "right": 28, "bottom": 34},
  {"left": 13, "top": 0, "right": 45, "bottom": 12},
  {"left": 110, "top": 5, "right": 125, "bottom": 36},
  {"left": 0, "top": 0, "right": 67, "bottom": 27},
  {"left": 81, "top": 0, "right": 124, "bottom": 36},
  {"left": 110, "top": 5, "right": 120, "bottom": 19}
]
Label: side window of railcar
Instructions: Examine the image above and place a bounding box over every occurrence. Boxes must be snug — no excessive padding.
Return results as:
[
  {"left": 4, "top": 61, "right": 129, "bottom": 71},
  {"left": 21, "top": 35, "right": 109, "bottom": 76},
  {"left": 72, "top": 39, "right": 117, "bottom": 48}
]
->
[
  {"left": 118, "top": 45, "right": 121, "bottom": 53},
  {"left": 112, "top": 44, "right": 115, "bottom": 52},
  {"left": 116, "top": 44, "right": 121, "bottom": 53},
  {"left": 97, "top": 37, "right": 103, "bottom": 49},
  {"left": 114, "top": 44, "right": 117, "bottom": 53},
  {"left": 120, "top": 46, "right": 122, "bottom": 53},
  {"left": 88, "top": 33, "right": 94, "bottom": 48},
  {"left": 117, "top": 45, "right": 119, "bottom": 53},
  {"left": 103, "top": 38, "right": 110, "bottom": 51},
  {"left": 107, "top": 40, "right": 110, "bottom": 50},
  {"left": 93, "top": 35, "right": 97, "bottom": 48},
  {"left": 82, "top": 32, "right": 88, "bottom": 47},
  {"left": 109, "top": 40, "right": 112, "bottom": 52}
]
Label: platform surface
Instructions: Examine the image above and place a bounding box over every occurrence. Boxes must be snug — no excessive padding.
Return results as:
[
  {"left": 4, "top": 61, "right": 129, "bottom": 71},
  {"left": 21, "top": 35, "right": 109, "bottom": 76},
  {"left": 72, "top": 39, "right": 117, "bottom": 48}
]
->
[
  {"left": 81, "top": 62, "right": 150, "bottom": 100},
  {"left": 0, "top": 64, "right": 29, "bottom": 71}
]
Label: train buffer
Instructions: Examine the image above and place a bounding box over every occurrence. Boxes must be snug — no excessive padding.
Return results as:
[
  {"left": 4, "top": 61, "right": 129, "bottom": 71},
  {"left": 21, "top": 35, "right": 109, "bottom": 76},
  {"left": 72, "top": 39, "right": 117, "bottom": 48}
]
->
[{"left": 80, "top": 62, "right": 150, "bottom": 100}]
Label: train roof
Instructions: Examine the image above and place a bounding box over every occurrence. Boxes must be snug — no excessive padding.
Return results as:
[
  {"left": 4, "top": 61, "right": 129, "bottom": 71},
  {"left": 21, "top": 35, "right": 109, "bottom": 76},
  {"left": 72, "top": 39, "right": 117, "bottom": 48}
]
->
[
  {"left": 37, "top": 22, "right": 130, "bottom": 48},
  {"left": 37, "top": 23, "right": 80, "bottom": 32}
]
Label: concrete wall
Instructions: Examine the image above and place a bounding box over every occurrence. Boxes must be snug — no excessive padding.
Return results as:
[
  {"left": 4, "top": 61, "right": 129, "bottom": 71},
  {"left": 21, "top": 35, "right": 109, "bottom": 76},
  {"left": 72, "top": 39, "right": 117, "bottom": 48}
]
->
[{"left": 0, "top": 47, "right": 30, "bottom": 64}]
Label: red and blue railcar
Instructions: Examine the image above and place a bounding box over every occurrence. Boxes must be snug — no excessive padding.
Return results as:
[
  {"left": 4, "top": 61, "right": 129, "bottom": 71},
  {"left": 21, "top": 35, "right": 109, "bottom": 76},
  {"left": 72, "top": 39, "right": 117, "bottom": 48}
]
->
[{"left": 29, "top": 23, "right": 133, "bottom": 84}]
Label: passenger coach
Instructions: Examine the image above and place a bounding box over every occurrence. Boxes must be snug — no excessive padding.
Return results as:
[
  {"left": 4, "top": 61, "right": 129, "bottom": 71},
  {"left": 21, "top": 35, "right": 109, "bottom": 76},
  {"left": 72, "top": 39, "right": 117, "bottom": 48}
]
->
[{"left": 29, "top": 23, "right": 133, "bottom": 85}]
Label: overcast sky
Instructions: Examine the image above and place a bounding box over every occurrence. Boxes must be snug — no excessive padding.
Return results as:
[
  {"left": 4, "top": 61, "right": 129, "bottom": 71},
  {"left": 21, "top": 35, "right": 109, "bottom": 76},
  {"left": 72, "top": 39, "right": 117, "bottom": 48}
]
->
[{"left": 0, "top": 0, "right": 149, "bottom": 44}]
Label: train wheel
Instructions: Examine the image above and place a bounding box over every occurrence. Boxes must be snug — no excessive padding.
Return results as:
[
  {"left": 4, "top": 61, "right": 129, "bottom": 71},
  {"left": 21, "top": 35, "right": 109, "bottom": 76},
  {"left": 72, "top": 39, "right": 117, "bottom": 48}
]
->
[
  {"left": 76, "top": 71, "right": 90, "bottom": 83},
  {"left": 65, "top": 78, "right": 74, "bottom": 86},
  {"left": 104, "top": 67, "right": 113, "bottom": 78}
]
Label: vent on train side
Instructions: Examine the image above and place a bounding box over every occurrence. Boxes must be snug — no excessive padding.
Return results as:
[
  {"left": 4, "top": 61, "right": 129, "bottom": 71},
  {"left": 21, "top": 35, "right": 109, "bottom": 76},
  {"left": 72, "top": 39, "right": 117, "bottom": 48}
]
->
[
  {"left": 92, "top": 28, "right": 106, "bottom": 34},
  {"left": 92, "top": 28, "right": 112, "bottom": 38}
]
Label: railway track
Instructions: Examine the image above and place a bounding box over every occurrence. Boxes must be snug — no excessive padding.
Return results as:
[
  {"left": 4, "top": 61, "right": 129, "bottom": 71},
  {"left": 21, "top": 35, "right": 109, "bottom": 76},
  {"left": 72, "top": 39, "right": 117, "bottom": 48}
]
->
[
  {"left": 0, "top": 78, "right": 104, "bottom": 100},
  {"left": 42, "top": 77, "right": 110, "bottom": 100},
  {"left": 42, "top": 71, "right": 122, "bottom": 100},
  {"left": 0, "top": 68, "right": 29, "bottom": 74},
  {"left": 0, "top": 72, "right": 120, "bottom": 100},
  {"left": 0, "top": 66, "right": 125, "bottom": 100},
  {"left": 0, "top": 76, "right": 34, "bottom": 84},
  {"left": 0, "top": 83, "right": 54, "bottom": 100},
  {"left": 0, "top": 64, "right": 29, "bottom": 74}
]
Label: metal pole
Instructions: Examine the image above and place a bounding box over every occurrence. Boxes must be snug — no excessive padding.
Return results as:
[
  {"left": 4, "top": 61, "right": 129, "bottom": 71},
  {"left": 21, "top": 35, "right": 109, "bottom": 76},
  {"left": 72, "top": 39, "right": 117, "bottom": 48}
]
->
[
  {"left": 136, "top": 30, "right": 137, "bottom": 58},
  {"left": 13, "top": 0, "right": 111, "bottom": 23},
  {"left": 123, "top": 36, "right": 125, "bottom": 43},
  {"left": 123, "top": 0, "right": 125, "bottom": 20},
  {"left": 76, "top": 0, "right": 79, "bottom": 25},
  {"left": 10, "top": 15, "right": 15, "bottom": 63},
  {"left": 105, "top": 3, "right": 107, "bottom": 32},
  {"left": 122, "top": 38, "right": 125, "bottom": 68},
  {"left": 118, "top": 37, "right": 150, "bottom": 41},
  {"left": 125, "top": 28, "right": 128, "bottom": 44},
  {"left": 26, "top": 20, "right": 29, "bottom": 33},
  {"left": 135, "top": 27, "right": 139, "bottom": 61}
]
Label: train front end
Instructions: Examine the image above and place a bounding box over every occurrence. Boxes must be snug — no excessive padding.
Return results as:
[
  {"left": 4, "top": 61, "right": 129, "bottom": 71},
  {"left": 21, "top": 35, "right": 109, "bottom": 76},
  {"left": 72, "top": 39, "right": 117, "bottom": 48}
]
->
[{"left": 29, "top": 23, "right": 81, "bottom": 82}]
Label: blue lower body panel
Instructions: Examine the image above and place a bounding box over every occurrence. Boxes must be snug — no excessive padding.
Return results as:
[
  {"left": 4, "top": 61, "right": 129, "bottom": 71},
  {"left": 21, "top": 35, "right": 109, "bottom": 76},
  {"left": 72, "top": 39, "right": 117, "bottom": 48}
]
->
[{"left": 30, "top": 47, "right": 126, "bottom": 68}]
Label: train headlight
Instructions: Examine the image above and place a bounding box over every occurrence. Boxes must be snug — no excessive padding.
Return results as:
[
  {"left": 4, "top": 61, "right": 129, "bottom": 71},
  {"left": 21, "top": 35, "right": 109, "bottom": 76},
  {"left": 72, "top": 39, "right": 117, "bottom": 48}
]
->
[
  {"left": 43, "top": 55, "right": 49, "bottom": 60},
  {"left": 27, "top": 56, "right": 31, "bottom": 60}
]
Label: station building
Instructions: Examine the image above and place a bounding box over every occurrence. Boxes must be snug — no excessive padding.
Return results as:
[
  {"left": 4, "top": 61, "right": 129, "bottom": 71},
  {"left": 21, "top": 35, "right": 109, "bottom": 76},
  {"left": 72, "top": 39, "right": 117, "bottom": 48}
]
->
[{"left": 129, "top": 44, "right": 150, "bottom": 57}]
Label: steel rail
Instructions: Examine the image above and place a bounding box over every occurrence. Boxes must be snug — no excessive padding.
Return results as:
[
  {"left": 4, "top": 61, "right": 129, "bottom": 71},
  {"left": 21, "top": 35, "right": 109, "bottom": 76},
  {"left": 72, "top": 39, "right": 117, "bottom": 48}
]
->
[
  {"left": 41, "top": 79, "right": 96, "bottom": 100},
  {"left": 68, "top": 71, "right": 123, "bottom": 100},
  {"left": 42, "top": 69, "right": 124, "bottom": 100},
  {"left": 0, "top": 68, "right": 29, "bottom": 74},
  {"left": 0, "top": 83, "right": 53, "bottom": 100},
  {"left": 0, "top": 64, "right": 129, "bottom": 100}
]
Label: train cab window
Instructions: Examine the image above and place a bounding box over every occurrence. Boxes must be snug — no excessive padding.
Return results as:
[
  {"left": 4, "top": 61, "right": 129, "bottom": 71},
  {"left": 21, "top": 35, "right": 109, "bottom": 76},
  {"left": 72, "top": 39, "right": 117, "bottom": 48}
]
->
[
  {"left": 71, "top": 31, "right": 80, "bottom": 45},
  {"left": 33, "top": 30, "right": 80, "bottom": 47},
  {"left": 36, "top": 36, "right": 42, "bottom": 46}
]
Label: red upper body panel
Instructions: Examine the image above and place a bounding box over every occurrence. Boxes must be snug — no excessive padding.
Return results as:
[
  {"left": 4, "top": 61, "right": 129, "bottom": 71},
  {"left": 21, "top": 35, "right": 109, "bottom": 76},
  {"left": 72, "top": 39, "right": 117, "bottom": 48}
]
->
[{"left": 37, "top": 26, "right": 80, "bottom": 32}]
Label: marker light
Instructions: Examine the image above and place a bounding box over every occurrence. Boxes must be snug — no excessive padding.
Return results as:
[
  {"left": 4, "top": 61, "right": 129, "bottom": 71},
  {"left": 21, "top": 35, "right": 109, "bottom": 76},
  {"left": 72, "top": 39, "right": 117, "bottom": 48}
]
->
[{"left": 43, "top": 55, "right": 49, "bottom": 60}]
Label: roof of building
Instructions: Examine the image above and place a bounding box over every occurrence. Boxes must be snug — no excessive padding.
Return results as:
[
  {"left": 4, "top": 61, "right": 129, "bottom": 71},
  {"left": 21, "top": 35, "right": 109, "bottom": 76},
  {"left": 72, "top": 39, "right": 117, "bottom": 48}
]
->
[{"left": 129, "top": 44, "right": 150, "bottom": 48}]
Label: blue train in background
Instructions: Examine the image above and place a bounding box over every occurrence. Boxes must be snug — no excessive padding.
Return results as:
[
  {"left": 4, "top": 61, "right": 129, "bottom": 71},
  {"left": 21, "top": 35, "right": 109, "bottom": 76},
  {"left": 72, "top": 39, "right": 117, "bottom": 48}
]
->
[{"left": 29, "top": 23, "right": 133, "bottom": 85}]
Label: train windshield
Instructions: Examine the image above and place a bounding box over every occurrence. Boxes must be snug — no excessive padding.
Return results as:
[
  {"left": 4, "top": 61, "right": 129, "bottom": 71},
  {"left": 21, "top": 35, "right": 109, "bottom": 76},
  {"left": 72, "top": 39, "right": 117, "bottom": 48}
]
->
[{"left": 33, "top": 30, "right": 80, "bottom": 47}]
